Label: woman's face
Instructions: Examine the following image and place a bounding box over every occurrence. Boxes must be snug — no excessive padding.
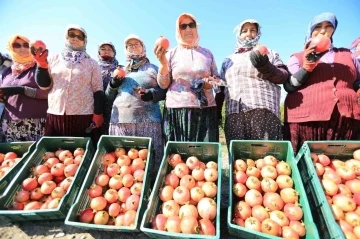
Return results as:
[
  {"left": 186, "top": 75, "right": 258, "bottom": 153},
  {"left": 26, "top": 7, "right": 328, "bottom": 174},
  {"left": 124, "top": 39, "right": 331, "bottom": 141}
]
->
[
  {"left": 240, "top": 23, "right": 258, "bottom": 40},
  {"left": 126, "top": 39, "right": 143, "bottom": 55},
  {"left": 311, "top": 21, "right": 334, "bottom": 39},
  {"left": 179, "top": 16, "right": 197, "bottom": 44},
  {"left": 12, "top": 38, "right": 30, "bottom": 56},
  {"left": 99, "top": 44, "right": 115, "bottom": 58},
  {"left": 66, "top": 29, "right": 85, "bottom": 49}
]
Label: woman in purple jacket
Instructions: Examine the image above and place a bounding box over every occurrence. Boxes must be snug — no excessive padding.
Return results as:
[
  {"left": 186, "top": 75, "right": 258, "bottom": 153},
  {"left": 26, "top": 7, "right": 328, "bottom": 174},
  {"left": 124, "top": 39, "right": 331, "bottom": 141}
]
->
[{"left": 0, "top": 35, "right": 49, "bottom": 142}]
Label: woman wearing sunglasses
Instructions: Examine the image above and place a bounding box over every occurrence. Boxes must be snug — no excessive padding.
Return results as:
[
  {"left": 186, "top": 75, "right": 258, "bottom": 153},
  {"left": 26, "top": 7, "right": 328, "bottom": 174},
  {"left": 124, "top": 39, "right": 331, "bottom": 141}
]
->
[
  {"left": 33, "top": 25, "right": 104, "bottom": 142},
  {"left": 0, "top": 35, "right": 49, "bottom": 142},
  {"left": 155, "top": 13, "right": 220, "bottom": 143},
  {"left": 97, "top": 41, "right": 122, "bottom": 135},
  {"left": 106, "top": 34, "right": 166, "bottom": 171},
  {"left": 216, "top": 19, "right": 289, "bottom": 147},
  {"left": 283, "top": 13, "right": 360, "bottom": 153}
]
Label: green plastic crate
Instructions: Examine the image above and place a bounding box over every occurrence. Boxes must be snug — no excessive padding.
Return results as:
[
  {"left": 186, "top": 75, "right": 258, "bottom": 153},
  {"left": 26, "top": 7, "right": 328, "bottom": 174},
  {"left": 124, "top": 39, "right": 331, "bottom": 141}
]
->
[
  {"left": 295, "top": 141, "right": 360, "bottom": 239},
  {"left": 140, "top": 141, "right": 222, "bottom": 239},
  {"left": 0, "top": 141, "right": 36, "bottom": 196},
  {"left": 227, "top": 140, "right": 319, "bottom": 239},
  {"left": 0, "top": 137, "right": 94, "bottom": 221},
  {"left": 65, "top": 135, "right": 153, "bottom": 232}
]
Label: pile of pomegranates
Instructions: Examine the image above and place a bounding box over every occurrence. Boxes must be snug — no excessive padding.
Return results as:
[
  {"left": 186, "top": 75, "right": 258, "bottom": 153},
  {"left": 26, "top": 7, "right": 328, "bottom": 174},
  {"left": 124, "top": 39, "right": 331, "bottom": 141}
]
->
[
  {"left": 78, "top": 147, "right": 148, "bottom": 226},
  {"left": 8, "top": 148, "right": 85, "bottom": 211},
  {"left": 0, "top": 151, "right": 23, "bottom": 179},
  {"left": 231, "top": 155, "right": 306, "bottom": 238},
  {"left": 312, "top": 148, "right": 360, "bottom": 238},
  {"left": 150, "top": 154, "right": 218, "bottom": 235}
]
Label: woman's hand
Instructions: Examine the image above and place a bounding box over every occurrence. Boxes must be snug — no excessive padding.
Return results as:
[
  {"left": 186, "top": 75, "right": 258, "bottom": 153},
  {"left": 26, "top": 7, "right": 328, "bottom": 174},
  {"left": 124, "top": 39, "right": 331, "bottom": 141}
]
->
[{"left": 154, "top": 45, "right": 168, "bottom": 65}]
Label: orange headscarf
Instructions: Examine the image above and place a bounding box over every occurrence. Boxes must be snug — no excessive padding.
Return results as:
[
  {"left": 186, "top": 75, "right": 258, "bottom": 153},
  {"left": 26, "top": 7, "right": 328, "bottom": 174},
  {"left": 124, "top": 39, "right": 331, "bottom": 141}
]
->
[
  {"left": 6, "top": 35, "right": 35, "bottom": 75},
  {"left": 175, "top": 13, "right": 199, "bottom": 49}
]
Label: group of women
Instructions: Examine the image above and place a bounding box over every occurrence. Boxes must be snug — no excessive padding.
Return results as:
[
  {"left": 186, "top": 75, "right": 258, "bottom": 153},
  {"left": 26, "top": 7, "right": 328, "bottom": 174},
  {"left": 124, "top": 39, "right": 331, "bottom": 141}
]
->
[{"left": 0, "top": 12, "right": 359, "bottom": 173}]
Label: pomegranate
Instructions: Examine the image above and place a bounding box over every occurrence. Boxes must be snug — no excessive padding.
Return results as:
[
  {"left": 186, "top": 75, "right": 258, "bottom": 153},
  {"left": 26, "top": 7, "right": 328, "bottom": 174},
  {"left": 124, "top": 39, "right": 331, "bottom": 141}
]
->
[
  {"left": 198, "top": 218, "right": 216, "bottom": 235},
  {"left": 255, "top": 45, "right": 269, "bottom": 55},
  {"left": 93, "top": 211, "right": 109, "bottom": 225},
  {"left": 155, "top": 36, "right": 170, "bottom": 50},
  {"left": 311, "top": 35, "right": 331, "bottom": 52},
  {"left": 180, "top": 216, "right": 199, "bottom": 234},
  {"left": 152, "top": 214, "right": 167, "bottom": 231},
  {"left": 113, "top": 67, "right": 126, "bottom": 78}
]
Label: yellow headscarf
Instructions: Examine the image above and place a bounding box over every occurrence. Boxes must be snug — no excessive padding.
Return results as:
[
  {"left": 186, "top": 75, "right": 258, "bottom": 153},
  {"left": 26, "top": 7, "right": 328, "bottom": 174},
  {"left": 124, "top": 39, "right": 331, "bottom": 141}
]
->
[
  {"left": 7, "top": 35, "right": 34, "bottom": 63},
  {"left": 6, "top": 35, "right": 35, "bottom": 76},
  {"left": 176, "top": 13, "right": 199, "bottom": 49}
]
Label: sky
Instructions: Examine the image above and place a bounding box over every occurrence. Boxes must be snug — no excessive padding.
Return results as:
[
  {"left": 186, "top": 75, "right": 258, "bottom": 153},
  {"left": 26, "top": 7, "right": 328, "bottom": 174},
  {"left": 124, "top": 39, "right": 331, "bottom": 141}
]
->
[{"left": 1, "top": 0, "right": 359, "bottom": 102}]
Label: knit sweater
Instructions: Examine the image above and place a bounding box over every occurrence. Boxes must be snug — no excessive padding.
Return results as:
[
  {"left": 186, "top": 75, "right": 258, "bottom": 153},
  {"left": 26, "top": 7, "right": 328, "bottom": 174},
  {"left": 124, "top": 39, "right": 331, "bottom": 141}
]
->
[{"left": 285, "top": 48, "right": 360, "bottom": 123}]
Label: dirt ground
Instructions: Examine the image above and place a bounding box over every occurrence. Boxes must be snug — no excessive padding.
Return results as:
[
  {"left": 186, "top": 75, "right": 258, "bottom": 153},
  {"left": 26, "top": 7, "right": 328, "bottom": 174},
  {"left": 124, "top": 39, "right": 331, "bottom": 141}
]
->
[{"left": 0, "top": 130, "right": 239, "bottom": 239}]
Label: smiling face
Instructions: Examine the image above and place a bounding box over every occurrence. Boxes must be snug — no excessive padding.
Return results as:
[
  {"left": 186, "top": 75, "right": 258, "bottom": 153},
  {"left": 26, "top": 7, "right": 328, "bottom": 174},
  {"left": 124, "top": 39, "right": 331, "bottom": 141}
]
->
[
  {"left": 311, "top": 21, "right": 334, "bottom": 39},
  {"left": 66, "top": 29, "right": 85, "bottom": 49},
  {"left": 126, "top": 39, "right": 143, "bottom": 55},
  {"left": 240, "top": 22, "right": 258, "bottom": 40},
  {"left": 12, "top": 38, "right": 30, "bottom": 57},
  {"left": 179, "top": 16, "right": 197, "bottom": 44}
]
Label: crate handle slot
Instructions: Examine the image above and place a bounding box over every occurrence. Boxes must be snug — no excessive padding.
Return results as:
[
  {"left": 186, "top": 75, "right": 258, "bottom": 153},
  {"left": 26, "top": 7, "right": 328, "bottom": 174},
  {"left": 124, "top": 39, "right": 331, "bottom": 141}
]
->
[
  {"left": 327, "top": 144, "right": 346, "bottom": 148},
  {"left": 62, "top": 140, "right": 76, "bottom": 143},
  {"left": 121, "top": 139, "right": 135, "bottom": 143},
  {"left": 250, "top": 144, "right": 268, "bottom": 147},
  {"left": 187, "top": 145, "right": 201, "bottom": 148}
]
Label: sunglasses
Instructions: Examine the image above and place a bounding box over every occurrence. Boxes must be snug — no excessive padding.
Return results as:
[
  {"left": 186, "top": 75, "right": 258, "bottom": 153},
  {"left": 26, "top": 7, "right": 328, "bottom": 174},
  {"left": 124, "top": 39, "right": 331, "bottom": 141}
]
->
[
  {"left": 12, "top": 42, "right": 30, "bottom": 49},
  {"left": 68, "top": 32, "right": 85, "bottom": 41},
  {"left": 179, "top": 22, "right": 196, "bottom": 30}
]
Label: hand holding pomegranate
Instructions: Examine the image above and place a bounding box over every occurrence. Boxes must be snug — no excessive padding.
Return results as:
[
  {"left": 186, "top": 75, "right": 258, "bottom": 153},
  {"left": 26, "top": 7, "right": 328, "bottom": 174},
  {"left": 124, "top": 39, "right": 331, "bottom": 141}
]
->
[
  {"left": 154, "top": 36, "right": 169, "bottom": 65},
  {"left": 249, "top": 46, "right": 270, "bottom": 68},
  {"left": 302, "top": 41, "right": 325, "bottom": 72}
]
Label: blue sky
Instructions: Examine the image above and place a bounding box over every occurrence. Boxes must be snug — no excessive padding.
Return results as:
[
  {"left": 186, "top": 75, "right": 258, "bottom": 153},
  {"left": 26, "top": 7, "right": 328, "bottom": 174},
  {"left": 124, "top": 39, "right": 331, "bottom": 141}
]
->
[{"left": 1, "top": 0, "right": 359, "bottom": 101}]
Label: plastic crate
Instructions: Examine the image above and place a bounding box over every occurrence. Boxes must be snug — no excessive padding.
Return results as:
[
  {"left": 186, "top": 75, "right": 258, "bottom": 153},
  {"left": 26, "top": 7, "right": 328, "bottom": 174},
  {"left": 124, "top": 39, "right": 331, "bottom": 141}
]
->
[
  {"left": 65, "top": 135, "right": 153, "bottom": 232},
  {"left": 227, "top": 140, "right": 319, "bottom": 239},
  {"left": 0, "top": 137, "right": 94, "bottom": 221},
  {"left": 140, "top": 141, "right": 222, "bottom": 239},
  {"left": 0, "top": 141, "right": 36, "bottom": 196},
  {"left": 295, "top": 141, "right": 360, "bottom": 239}
]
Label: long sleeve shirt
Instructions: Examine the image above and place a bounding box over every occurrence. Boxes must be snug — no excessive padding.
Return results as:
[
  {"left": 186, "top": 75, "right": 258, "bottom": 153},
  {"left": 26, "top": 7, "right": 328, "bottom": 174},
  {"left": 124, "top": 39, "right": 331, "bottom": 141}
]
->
[
  {"left": 220, "top": 49, "right": 288, "bottom": 119},
  {"left": 157, "top": 46, "right": 220, "bottom": 108},
  {"left": 1, "top": 66, "right": 49, "bottom": 120},
  {"left": 46, "top": 54, "right": 103, "bottom": 116}
]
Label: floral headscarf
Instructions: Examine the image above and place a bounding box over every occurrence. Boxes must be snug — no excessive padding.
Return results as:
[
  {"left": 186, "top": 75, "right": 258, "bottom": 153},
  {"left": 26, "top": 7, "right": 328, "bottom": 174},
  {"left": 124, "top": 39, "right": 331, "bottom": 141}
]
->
[
  {"left": 61, "top": 24, "right": 90, "bottom": 65},
  {"left": 176, "top": 13, "right": 199, "bottom": 49},
  {"left": 6, "top": 35, "right": 35, "bottom": 76},
  {"left": 98, "top": 41, "right": 119, "bottom": 78},
  {"left": 233, "top": 19, "right": 261, "bottom": 53}
]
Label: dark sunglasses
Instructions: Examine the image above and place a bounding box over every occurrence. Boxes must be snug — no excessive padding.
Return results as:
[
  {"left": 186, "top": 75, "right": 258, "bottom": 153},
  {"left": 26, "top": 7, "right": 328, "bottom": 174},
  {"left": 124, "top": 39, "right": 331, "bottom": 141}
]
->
[
  {"left": 68, "top": 32, "right": 85, "bottom": 41},
  {"left": 179, "top": 22, "right": 196, "bottom": 30},
  {"left": 12, "top": 43, "right": 30, "bottom": 49}
]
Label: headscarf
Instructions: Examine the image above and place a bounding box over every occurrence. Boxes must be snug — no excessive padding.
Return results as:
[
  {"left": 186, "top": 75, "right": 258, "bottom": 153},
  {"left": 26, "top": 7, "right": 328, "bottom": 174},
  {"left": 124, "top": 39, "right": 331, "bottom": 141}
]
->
[
  {"left": 175, "top": 13, "right": 199, "bottom": 49},
  {"left": 98, "top": 41, "right": 119, "bottom": 77},
  {"left": 305, "top": 12, "right": 338, "bottom": 44},
  {"left": 124, "top": 34, "right": 149, "bottom": 73},
  {"left": 233, "top": 19, "right": 261, "bottom": 53},
  {"left": 6, "top": 35, "right": 35, "bottom": 76},
  {"left": 61, "top": 24, "right": 90, "bottom": 65},
  {"left": 350, "top": 37, "right": 360, "bottom": 51}
]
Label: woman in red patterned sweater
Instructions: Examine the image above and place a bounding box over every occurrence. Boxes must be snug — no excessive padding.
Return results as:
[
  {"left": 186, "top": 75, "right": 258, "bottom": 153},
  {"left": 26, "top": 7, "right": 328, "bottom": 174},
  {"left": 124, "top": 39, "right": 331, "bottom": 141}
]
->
[{"left": 283, "top": 12, "right": 360, "bottom": 153}]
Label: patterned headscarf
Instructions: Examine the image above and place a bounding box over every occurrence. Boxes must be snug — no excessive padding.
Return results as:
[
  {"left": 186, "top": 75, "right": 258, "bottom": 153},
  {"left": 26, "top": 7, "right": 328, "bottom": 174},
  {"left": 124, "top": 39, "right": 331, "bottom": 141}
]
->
[
  {"left": 61, "top": 24, "right": 90, "bottom": 65},
  {"left": 350, "top": 37, "right": 360, "bottom": 51},
  {"left": 176, "top": 13, "right": 199, "bottom": 49},
  {"left": 124, "top": 34, "right": 148, "bottom": 73},
  {"left": 6, "top": 35, "right": 35, "bottom": 76},
  {"left": 98, "top": 41, "right": 119, "bottom": 78},
  {"left": 305, "top": 12, "right": 338, "bottom": 43},
  {"left": 233, "top": 19, "right": 261, "bottom": 53}
]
